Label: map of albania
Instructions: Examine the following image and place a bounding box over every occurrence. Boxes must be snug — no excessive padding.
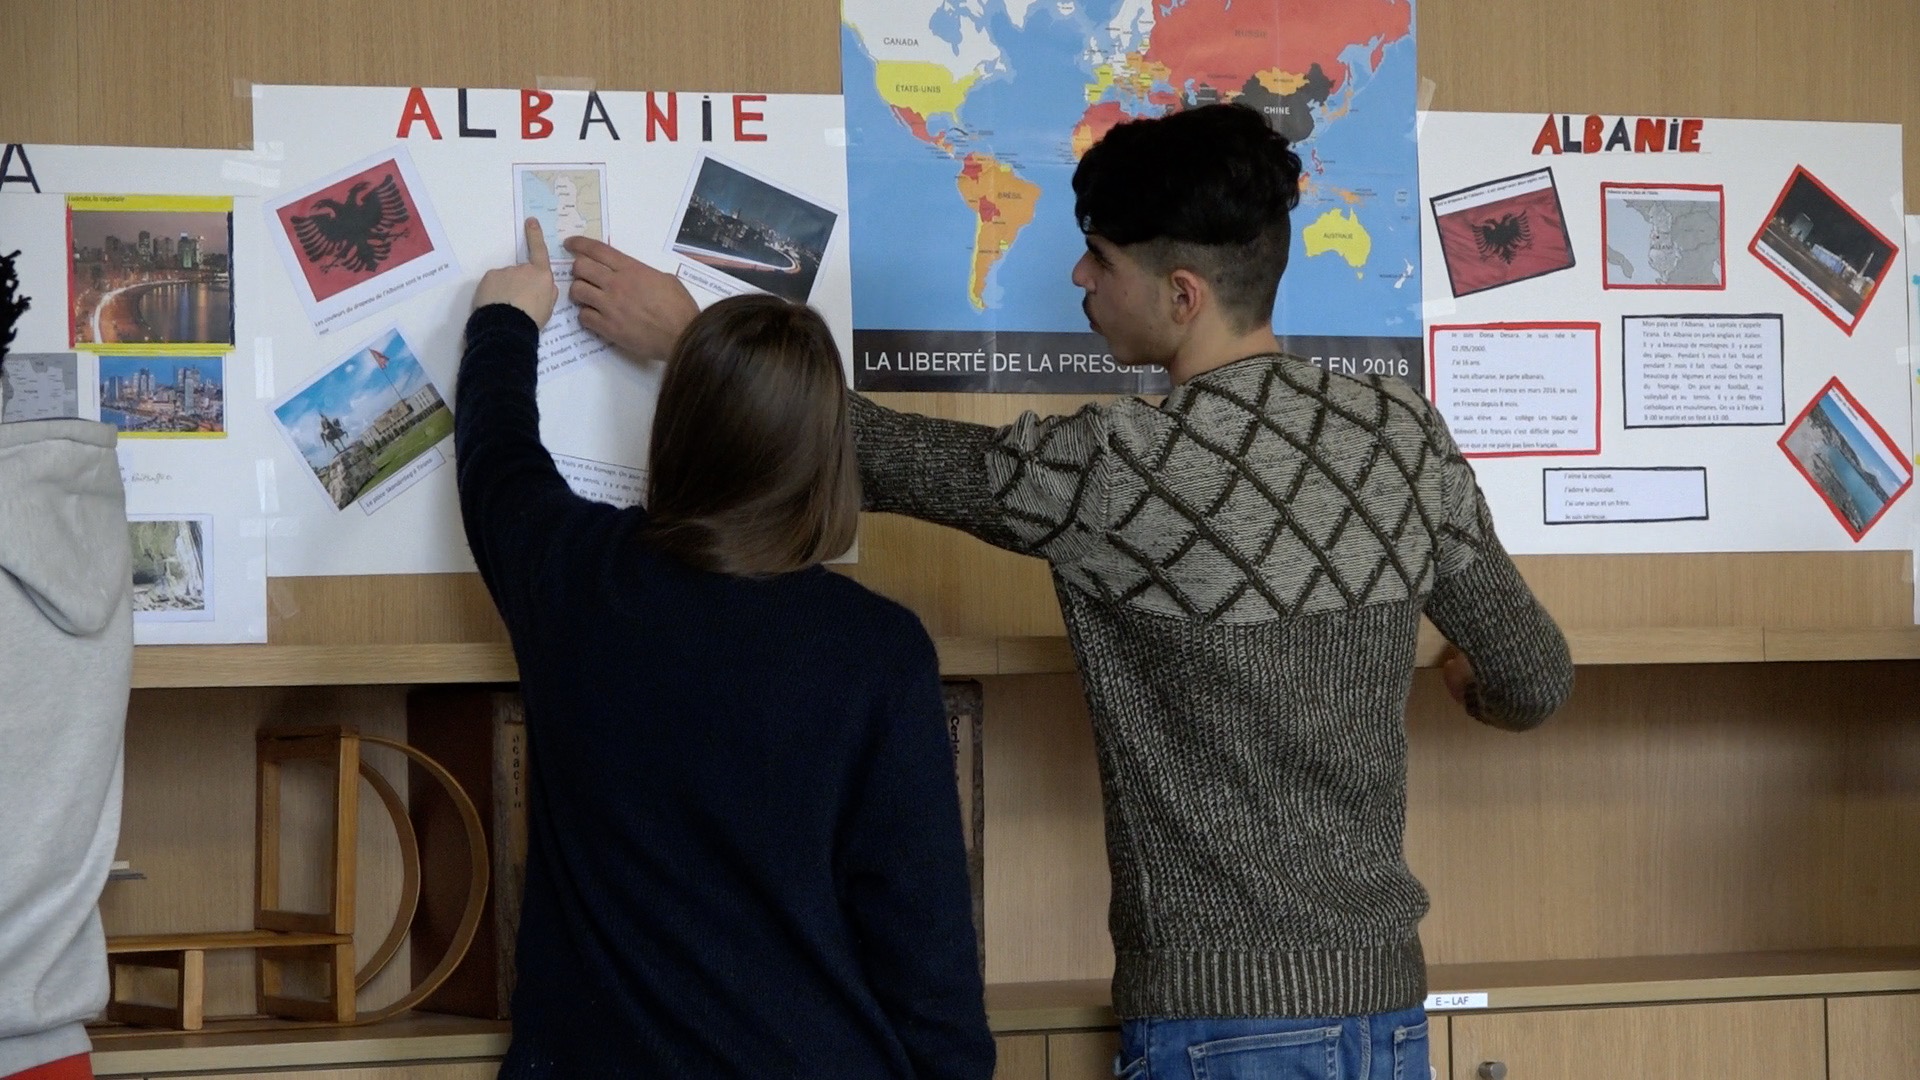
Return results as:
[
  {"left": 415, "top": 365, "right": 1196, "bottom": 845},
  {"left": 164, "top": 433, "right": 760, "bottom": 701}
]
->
[{"left": 842, "top": 0, "right": 1420, "bottom": 344}]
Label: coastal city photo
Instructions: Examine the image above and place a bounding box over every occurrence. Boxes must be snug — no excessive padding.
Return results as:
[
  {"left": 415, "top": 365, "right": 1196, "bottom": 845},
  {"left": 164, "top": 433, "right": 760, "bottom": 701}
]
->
[
  {"left": 1779, "top": 378, "right": 1911, "bottom": 540},
  {"left": 67, "top": 198, "right": 234, "bottom": 350},
  {"left": 272, "top": 328, "right": 453, "bottom": 513},
  {"left": 671, "top": 156, "right": 838, "bottom": 302},
  {"left": 99, "top": 356, "right": 224, "bottom": 436}
]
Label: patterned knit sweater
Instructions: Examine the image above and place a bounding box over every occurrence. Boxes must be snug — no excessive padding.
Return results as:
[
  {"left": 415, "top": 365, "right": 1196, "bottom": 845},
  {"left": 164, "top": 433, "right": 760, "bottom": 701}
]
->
[{"left": 851, "top": 353, "right": 1573, "bottom": 1020}]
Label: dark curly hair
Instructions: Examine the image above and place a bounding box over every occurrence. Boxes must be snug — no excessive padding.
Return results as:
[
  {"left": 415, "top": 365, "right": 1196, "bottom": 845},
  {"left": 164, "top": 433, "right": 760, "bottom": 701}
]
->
[
  {"left": 0, "top": 249, "right": 27, "bottom": 361},
  {"left": 1072, "top": 104, "right": 1303, "bottom": 332}
]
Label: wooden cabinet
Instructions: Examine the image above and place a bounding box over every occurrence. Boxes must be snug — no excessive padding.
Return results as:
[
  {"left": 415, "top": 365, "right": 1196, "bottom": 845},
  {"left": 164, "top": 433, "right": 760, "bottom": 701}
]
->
[
  {"left": 172, "top": 1060, "right": 499, "bottom": 1068},
  {"left": 1451, "top": 999, "right": 1825, "bottom": 1080},
  {"left": 1047, "top": 1031, "right": 1120, "bottom": 1080},
  {"left": 1827, "top": 993, "right": 1920, "bottom": 1078},
  {"left": 995, "top": 1034, "right": 1048, "bottom": 1080}
]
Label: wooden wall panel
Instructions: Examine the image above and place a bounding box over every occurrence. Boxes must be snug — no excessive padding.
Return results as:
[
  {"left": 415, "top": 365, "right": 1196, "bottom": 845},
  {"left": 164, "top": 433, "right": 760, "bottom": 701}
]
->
[
  {"left": 58, "top": 0, "right": 839, "bottom": 151},
  {"left": 1410, "top": 661, "right": 1920, "bottom": 963},
  {"left": 1424, "top": 0, "right": 1920, "bottom": 195},
  {"left": 981, "top": 663, "right": 1920, "bottom": 982},
  {"left": 0, "top": 0, "right": 1912, "bottom": 647},
  {"left": 0, "top": 2, "right": 77, "bottom": 143},
  {"left": 981, "top": 675, "right": 1113, "bottom": 986}
]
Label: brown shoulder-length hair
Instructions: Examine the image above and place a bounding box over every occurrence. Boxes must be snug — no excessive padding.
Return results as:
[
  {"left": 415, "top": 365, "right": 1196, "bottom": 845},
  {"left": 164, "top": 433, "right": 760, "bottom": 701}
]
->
[{"left": 642, "top": 293, "right": 859, "bottom": 576}]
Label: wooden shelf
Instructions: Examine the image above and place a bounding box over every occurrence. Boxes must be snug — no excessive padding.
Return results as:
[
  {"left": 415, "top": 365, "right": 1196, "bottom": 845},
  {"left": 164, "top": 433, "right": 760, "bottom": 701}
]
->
[
  {"left": 987, "top": 979, "right": 1114, "bottom": 1031},
  {"left": 1761, "top": 627, "right": 1920, "bottom": 662},
  {"left": 89, "top": 1012, "right": 509, "bottom": 1077},
  {"left": 984, "top": 949, "right": 1920, "bottom": 1032},
  {"left": 133, "top": 644, "right": 521, "bottom": 688},
  {"left": 80, "top": 949, "right": 1920, "bottom": 1071},
  {"left": 131, "top": 626, "right": 1920, "bottom": 689},
  {"left": 1429, "top": 948, "right": 1920, "bottom": 1010}
]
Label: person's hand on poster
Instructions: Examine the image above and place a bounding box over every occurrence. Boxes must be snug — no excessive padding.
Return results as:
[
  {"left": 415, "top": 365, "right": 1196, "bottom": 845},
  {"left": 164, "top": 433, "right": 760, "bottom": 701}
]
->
[
  {"left": 474, "top": 218, "right": 560, "bottom": 327},
  {"left": 564, "top": 236, "right": 699, "bottom": 362}
]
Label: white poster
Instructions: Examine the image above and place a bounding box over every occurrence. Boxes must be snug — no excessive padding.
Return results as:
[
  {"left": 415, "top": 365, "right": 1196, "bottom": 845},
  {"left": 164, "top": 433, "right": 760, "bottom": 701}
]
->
[
  {"left": 0, "top": 188, "right": 269, "bottom": 644},
  {"left": 250, "top": 85, "right": 853, "bottom": 576},
  {"left": 1420, "top": 112, "right": 1911, "bottom": 554},
  {"left": 1907, "top": 215, "right": 1920, "bottom": 621}
]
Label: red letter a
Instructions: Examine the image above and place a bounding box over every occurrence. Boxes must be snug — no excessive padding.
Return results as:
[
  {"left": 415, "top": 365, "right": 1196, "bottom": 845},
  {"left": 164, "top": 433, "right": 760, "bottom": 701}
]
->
[
  {"left": 1531, "top": 115, "right": 1560, "bottom": 155},
  {"left": 396, "top": 87, "right": 442, "bottom": 139}
]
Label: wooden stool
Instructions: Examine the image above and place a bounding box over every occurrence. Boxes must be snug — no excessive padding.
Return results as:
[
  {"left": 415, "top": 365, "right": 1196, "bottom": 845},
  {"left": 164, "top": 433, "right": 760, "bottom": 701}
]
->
[
  {"left": 105, "top": 930, "right": 352, "bottom": 1030},
  {"left": 105, "top": 728, "right": 362, "bottom": 1029},
  {"left": 102, "top": 725, "right": 489, "bottom": 1032}
]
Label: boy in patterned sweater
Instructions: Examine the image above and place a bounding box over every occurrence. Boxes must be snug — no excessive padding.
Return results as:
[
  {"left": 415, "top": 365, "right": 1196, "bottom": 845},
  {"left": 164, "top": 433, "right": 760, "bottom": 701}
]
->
[{"left": 566, "top": 103, "right": 1573, "bottom": 1078}]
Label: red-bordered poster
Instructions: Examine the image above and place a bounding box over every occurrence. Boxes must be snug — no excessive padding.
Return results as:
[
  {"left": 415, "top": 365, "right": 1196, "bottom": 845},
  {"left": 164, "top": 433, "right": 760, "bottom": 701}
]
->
[{"left": 1428, "top": 321, "right": 1603, "bottom": 459}]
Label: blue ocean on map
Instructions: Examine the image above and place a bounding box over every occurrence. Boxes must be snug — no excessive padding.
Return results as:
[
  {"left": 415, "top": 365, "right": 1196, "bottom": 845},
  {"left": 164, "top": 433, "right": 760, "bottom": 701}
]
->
[{"left": 842, "top": 2, "right": 1421, "bottom": 341}]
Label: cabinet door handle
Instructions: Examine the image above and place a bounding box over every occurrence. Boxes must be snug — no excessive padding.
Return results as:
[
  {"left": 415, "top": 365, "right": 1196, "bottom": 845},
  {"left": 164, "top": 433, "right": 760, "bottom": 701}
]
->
[{"left": 1478, "top": 1063, "right": 1507, "bottom": 1080}]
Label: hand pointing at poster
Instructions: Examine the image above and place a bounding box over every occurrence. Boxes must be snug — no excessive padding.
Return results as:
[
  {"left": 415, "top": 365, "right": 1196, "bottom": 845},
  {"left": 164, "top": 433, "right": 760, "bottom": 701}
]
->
[
  {"left": 474, "top": 218, "right": 559, "bottom": 327},
  {"left": 564, "top": 236, "right": 698, "bottom": 362}
]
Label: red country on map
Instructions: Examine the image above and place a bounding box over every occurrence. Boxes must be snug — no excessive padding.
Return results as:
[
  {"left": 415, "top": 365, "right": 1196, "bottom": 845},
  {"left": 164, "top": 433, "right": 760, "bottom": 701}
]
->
[
  {"left": 889, "top": 105, "right": 950, "bottom": 151},
  {"left": 1144, "top": 0, "right": 1409, "bottom": 97},
  {"left": 1073, "top": 0, "right": 1412, "bottom": 158},
  {"left": 956, "top": 152, "right": 1039, "bottom": 310}
]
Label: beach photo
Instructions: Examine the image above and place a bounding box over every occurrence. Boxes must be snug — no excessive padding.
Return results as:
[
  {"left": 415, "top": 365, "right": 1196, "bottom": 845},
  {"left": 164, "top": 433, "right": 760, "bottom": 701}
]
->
[
  {"left": 99, "top": 355, "right": 224, "bottom": 436},
  {"left": 1779, "top": 378, "right": 1911, "bottom": 540},
  {"left": 67, "top": 195, "right": 233, "bottom": 351},
  {"left": 271, "top": 327, "right": 452, "bottom": 513},
  {"left": 670, "top": 156, "right": 838, "bottom": 302},
  {"left": 128, "top": 515, "right": 214, "bottom": 621},
  {"left": 1750, "top": 167, "right": 1898, "bottom": 333},
  {"left": 1430, "top": 168, "right": 1576, "bottom": 297}
]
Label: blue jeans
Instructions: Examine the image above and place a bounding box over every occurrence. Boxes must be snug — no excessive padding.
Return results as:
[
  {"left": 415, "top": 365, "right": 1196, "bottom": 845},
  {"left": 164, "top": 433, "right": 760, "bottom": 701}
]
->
[{"left": 1115, "top": 1006, "right": 1431, "bottom": 1080}]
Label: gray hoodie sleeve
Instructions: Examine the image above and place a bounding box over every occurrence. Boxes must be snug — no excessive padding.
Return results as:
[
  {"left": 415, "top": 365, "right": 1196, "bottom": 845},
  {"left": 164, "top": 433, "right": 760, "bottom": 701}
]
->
[{"left": 0, "top": 418, "right": 131, "bottom": 1072}]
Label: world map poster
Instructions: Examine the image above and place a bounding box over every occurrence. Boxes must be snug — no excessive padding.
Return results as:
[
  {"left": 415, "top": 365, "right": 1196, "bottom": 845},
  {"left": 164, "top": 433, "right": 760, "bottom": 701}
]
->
[{"left": 842, "top": 0, "right": 1422, "bottom": 392}]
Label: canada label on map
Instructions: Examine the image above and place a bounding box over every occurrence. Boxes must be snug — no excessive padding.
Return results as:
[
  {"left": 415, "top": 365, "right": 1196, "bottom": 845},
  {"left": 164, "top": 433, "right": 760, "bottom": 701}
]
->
[{"left": 841, "top": 0, "right": 1424, "bottom": 393}]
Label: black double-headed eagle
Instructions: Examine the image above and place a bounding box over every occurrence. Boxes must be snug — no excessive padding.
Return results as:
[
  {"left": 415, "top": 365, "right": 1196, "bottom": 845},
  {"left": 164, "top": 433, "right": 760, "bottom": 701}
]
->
[
  {"left": 291, "top": 173, "right": 413, "bottom": 274},
  {"left": 1472, "top": 210, "right": 1532, "bottom": 264}
]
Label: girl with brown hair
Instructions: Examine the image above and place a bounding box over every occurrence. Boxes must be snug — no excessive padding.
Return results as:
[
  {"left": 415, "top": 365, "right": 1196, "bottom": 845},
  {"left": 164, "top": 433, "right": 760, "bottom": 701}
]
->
[{"left": 455, "top": 221, "right": 992, "bottom": 1079}]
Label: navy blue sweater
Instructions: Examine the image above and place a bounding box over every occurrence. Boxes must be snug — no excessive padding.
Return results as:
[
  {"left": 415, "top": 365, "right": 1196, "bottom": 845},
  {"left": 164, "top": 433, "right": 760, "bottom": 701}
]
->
[{"left": 454, "top": 305, "right": 994, "bottom": 1079}]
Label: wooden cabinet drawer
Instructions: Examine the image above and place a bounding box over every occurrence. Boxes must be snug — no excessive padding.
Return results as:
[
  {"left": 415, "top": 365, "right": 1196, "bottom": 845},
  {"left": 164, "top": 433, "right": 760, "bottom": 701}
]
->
[
  {"left": 1451, "top": 999, "right": 1823, "bottom": 1079},
  {"left": 995, "top": 1033, "right": 1048, "bottom": 1080},
  {"left": 157, "top": 1066, "right": 499, "bottom": 1080},
  {"left": 1828, "top": 992, "right": 1920, "bottom": 1077}
]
